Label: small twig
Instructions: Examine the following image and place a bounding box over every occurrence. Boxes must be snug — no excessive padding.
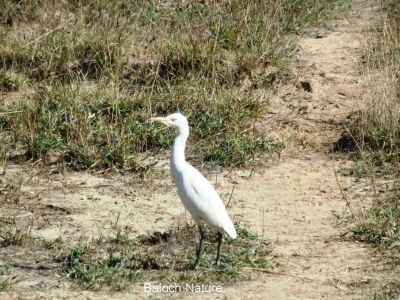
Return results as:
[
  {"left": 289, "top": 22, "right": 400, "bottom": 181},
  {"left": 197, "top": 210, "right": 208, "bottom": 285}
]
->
[
  {"left": 0, "top": 110, "right": 23, "bottom": 115},
  {"left": 356, "top": 179, "right": 400, "bottom": 193},
  {"left": 356, "top": 186, "right": 373, "bottom": 192},
  {"left": 241, "top": 268, "right": 320, "bottom": 283},
  {"left": 113, "top": 212, "right": 121, "bottom": 229},
  {"left": 8, "top": 263, "right": 59, "bottom": 270},
  {"left": 334, "top": 169, "right": 355, "bottom": 219},
  {"left": 277, "top": 256, "right": 311, "bottom": 269},
  {"left": 395, "top": 181, "right": 400, "bottom": 234},
  {"left": 226, "top": 186, "right": 235, "bottom": 209},
  {"left": 113, "top": 165, "right": 121, "bottom": 175},
  {"left": 261, "top": 208, "right": 265, "bottom": 246},
  {"left": 23, "top": 16, "right": 74, "bottom": 48},
  {"left": 47, "top": 272, "right": 71, "bottom": 288},
  {"left": 248, "top": 166, "right": 255, "bottom": 178},
  {"left": 80, "top": 184, "right": 112, "bottom": 189},
  {"left": 15, "top": 213, "right": 32, "bottom": 218},
  {"left": 84, "top": 159, "right": 101, "bottom": 173},
  {"left": 242, "top": 267, "right": 275, "bottom": 273}
]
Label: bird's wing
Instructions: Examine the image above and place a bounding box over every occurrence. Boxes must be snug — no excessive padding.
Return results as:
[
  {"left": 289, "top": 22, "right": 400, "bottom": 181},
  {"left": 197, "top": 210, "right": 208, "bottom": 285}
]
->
[{"left": 184, "top": 165, "right": 236, "bottom": 238}]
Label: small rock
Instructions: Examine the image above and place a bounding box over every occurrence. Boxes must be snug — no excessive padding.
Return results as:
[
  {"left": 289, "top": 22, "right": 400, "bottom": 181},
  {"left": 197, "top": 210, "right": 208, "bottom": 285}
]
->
[
  {"left": 269, "top": 94, "right": 287, "bottom": 113},
  {"left": 47, "top": 152, "right": 62, "bottom": 165},
  {"left": 240, "top": 76, "right": 253, "bottom": 91},
  {"left": 315, "top": 29, "right": 328, "bottom": 38}
]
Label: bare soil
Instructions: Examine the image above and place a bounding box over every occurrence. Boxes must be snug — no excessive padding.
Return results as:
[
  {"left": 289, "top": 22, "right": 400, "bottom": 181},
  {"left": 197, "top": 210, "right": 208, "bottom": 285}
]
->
[{"left": 1, "top": 0, "right": 396, "bottom": 299}]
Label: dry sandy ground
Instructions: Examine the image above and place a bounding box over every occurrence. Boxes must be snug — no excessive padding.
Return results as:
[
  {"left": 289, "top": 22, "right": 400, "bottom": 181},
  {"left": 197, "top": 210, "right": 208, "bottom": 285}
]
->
[{"left": 1, "top": 0, "right": 397, "bottom": 299}]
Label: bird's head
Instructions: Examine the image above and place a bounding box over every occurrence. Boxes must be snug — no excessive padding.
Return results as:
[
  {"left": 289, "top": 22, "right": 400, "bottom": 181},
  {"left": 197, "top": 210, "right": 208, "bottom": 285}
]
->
[{"left": 151, "top": 112, "right": 189, "bottom": 134}]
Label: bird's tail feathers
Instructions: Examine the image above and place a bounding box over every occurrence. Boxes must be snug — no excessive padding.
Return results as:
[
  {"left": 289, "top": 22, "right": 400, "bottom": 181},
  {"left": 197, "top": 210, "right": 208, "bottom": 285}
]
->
[{"left": 223, "top": 218, "right": 237, "bottom": 239}]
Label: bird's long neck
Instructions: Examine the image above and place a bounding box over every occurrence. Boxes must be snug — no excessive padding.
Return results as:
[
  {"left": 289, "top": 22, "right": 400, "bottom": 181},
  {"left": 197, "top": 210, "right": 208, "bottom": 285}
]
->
[{"left": 171, "top": 128, "right": 189, "bottom": 171}]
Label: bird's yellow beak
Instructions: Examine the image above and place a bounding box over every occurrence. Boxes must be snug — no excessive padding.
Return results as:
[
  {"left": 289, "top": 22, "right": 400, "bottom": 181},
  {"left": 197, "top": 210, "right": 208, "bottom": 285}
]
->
[{"left": 150, "top": 117, "right": 167, "bottom": 123}]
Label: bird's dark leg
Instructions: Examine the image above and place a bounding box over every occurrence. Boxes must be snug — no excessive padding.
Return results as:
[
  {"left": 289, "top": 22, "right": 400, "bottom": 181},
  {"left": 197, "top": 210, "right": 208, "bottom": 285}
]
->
[
  {"left": 193, "top": 225, "right": 205, "bottom": 269},
  {"left": 215, "top": 232, "right": 223, "bottom": 266}
]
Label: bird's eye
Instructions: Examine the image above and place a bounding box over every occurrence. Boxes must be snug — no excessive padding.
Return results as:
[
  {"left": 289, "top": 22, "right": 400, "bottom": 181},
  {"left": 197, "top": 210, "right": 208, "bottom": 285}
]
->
[{"left": 170, "top": 118, "right": 177, "bottom": 122}]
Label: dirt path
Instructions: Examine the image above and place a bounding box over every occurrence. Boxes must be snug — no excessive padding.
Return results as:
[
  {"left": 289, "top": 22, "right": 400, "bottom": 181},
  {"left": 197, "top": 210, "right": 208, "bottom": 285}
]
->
[
  {"left": 218, "top": 1, "right": 394, "bottom": 299},
  {"left": 216, "top": 1, "right": 394, "bottom": 299},
  {"left": 1, "top": 0, "right": 395, "bottom": 299}
]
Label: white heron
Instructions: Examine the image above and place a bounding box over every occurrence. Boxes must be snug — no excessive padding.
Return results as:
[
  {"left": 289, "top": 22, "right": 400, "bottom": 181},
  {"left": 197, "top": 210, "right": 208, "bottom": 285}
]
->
[{"left": 151, "top": 113, "right": 237, "bottom": 269}]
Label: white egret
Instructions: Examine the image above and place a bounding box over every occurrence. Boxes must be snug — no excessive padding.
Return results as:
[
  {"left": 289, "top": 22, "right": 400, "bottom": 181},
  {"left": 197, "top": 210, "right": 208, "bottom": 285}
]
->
[{"left": 151, "top": 113, "right": 237, "bottom": 269}]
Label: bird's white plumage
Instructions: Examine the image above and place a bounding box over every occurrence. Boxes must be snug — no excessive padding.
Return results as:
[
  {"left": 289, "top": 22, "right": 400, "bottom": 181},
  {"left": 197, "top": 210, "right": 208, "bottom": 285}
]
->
[
  {"left": 151, "top": 113, "right": 237, "bottom": 239},
  {"left": 172, "top": 163, "right": 237, "bottom": 238}
]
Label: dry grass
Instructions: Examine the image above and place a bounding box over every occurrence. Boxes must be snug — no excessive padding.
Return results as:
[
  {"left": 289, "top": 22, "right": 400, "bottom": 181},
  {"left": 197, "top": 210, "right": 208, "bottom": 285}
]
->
[
  {"left": 0, "top": 174, "right": 274, "bottom": 292},
  {"left": 346, "top": 1, "right": 400, "bottom": 298},
  {"left": 0, "top": 0, "right": 344, "bottom": 171},
  {"left": 0, "top": 221, "right": 275, "bottom": 291},
  {"left": 349, "top": 0, "right": 400, "bottom": 172},
  {"left": 61, "top": 224, "right": 275, "bottom": 290},
  {"left": 0, "top": 0, "right": 347, "bottom": 295}
]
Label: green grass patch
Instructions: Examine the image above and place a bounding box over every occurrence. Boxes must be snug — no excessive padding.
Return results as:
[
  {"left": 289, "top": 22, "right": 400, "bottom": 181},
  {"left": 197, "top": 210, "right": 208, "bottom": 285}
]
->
[
  {"left": 59, "top": 224, "right": 275, "bottom": 290},
  {"left": 0, "top": 0, "right": 345, "bottom": 170},
  {"left": 0, "top": 267, "right": 11, "bottom": 292},
  {"left": 1, "top": 82, "right": 277, "bottom": 169},
  {"left": 373, "top": 282, "right": 400, "bottom": 300},
  {"left": 349, "top": 193, "right": 400, "bottom": 249},
  {"left": 0, "top": 224, "right": 36, "bottom": 248},
  {"left": 0, "top": 222, "right": 275, "bottom": 291},
  {"left": 0, "top": 70, "right": 28, "bottom": 92}
]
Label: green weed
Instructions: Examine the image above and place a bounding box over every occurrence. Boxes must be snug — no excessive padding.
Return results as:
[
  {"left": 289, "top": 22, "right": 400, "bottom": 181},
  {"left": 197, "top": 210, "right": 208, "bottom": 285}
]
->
[
  {"left": 0, "top": 224, "right": 36, "bottom": 247},
  {"left": 0, "top": 70, "right": 28, "bottom": 92},
  {"left": 373, "top": 282, "right": 400, "bottom": 300},
  {"left": 350, "top": 193, "right": 400, "bottom": 249},
  {"left": 0, "top": 267, "right": 11, "bottom": 292}
]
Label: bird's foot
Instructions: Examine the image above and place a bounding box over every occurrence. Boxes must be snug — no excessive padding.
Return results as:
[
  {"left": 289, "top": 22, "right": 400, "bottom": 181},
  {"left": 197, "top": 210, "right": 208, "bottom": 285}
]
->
[
  {"left": 193, "top": 258, "right": 201, "bottom": 270},
  {"left": 213, "top": 259, "right": 221, "bottom": 268}
]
